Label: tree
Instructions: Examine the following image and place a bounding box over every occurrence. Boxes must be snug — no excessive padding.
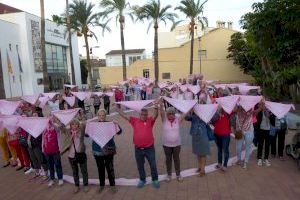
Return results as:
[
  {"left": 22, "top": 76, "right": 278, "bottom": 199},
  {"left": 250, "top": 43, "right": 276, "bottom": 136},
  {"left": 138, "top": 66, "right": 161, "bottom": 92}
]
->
[
  {"left": 100, "top": 0, "right": 133, "bottom": 81},
  {"left": 175, "top": 0, "right": 208, "bottom": 75},
  {"left": 80, "top": 60, "right": 88, "bottom": 84},
  {"left": 132, "top": 0, "right": 178, "bottom": 83},
  {"left": 67, "top": 0, "right": 110, "bottom": 88},
  {"left": 40, "top": 0, "right": 50, "bottom": 92}
]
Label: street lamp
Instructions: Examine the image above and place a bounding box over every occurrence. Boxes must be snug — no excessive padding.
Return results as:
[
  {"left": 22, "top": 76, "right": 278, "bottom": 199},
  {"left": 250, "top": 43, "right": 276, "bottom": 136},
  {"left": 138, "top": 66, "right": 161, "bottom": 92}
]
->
[{"left": 82, "top": 45, "right": 100, "bottom": 59}]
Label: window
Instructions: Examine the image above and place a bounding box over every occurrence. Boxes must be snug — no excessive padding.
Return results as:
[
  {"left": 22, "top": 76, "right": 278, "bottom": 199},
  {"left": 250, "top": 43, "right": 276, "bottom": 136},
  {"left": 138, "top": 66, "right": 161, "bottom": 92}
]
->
[
  {"left": 162, "top": 73, "right": 171, "bottom": 79},
  {"left": 143, "top": 69, "right": 149, "bottom": 78},
  {"left": 198, "top": 50, "right": 207, "bottom": 59},
  {"left": 45, "top": 43, "right": 68, "bottom": 74}
]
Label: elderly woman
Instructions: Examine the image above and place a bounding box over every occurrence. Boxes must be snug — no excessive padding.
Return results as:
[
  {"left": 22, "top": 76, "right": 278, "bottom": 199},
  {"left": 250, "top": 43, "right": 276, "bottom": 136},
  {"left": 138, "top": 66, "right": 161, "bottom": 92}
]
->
[
  {"left": 159, "top": 100, "right": 186, "bottom": 182},
  {"left": 92, "top": 109, "right": 122, "bottom": 194}
]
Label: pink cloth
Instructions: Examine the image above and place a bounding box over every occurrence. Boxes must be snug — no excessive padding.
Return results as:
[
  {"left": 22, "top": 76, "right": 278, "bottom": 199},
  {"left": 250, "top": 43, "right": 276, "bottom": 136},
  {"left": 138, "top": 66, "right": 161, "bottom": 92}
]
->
[
  {"left": 52, "top": 108, "right": 80, "bottom": 125},
  {"left": 188, "top": 85, "right": 200, "bottom": 95},
  {"left": 158, "top": 83, "right": 168, "bottom": 89},
  {"left": 193, "top": 104, "right": 219, "bottom": 123},
  {"left": 115, "top": 100, "right": 154, "bottom": 112},
  {"left": 42, "top": 92, "right": 58, "bottom": 99},
  {"left": 184, "top": 91, "right": 193, "bottom": 100},
  {"left": 93, "top": 92, "right": 103, "bottom": 97},
  {"left": 85, "top": 121, "right": 120, "bottom": 148},
  {"left": 21, "top": 94, "right": 40, "bottom": 105},
  {"left": 0, "top": 115, "right": 20, "bottom": 134},
  {"left": 38, "top": 96, "right": 50, "bottom": 109},
  {"left": 215, "top": 95, "right": 239, "bottom": 114},
  {"left": 104, "top": 92, "right": 114, "bottom": 97},
  {"left": 237, "top": 95, "right": 262, "bottom": 112},
  {"left": 0, "top": 100, "right": 21, "bottom": 115},
  {"left": 71, "top": 92, "right": 92, "bottom": 101},
  {"left": 180, "top": 85, "right": 188, "bottom": 92},
  {"left": 17, "top": 117, "right": 50, "bottom": 138},
  {"left": 63, "top": 96, "right": 76, "bottom": 107},
  {"left": 265, "top": 101, "right": 295, "bottom": 119},
  {"left": 162, "top": 117, "right": 181, "bottom": 147},
  {"left": 163, "top": 97, "right": 197, "bottom": 113}
]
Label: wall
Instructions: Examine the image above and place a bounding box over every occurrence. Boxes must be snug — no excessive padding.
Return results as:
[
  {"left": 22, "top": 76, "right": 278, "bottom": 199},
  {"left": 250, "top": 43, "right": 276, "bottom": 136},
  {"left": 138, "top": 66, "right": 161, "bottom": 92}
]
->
[{"left": 106, "top": 52, "right": 146, "bottom": 67}]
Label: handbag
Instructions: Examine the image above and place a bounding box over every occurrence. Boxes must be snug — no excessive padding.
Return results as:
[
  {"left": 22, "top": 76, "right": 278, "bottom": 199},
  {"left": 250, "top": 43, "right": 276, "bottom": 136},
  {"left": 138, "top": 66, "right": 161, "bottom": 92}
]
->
[
  {"left": 206, "top": 125, "right": 215, "bottom": 141},
  {"left": 235, "top": 130, "right": 243, "bottom": 140},
  {"left": 72, "top": 139, "right": 87, "bottom": 164}
]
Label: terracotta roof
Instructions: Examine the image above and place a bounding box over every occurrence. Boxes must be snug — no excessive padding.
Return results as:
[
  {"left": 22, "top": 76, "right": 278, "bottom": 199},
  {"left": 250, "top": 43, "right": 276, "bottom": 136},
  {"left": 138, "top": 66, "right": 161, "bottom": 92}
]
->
[
  {"left": 106, "top": 49, "right": 145, "bottom": 55},
  {"left": 0, "top": 3, "right": 23, "bottom": 14}
]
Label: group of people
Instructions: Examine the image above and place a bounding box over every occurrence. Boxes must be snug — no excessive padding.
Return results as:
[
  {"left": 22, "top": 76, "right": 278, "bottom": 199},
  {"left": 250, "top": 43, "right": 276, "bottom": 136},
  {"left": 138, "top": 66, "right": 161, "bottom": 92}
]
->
[{"left": 0, "top": 75, "right": 289, "bottom": 195}]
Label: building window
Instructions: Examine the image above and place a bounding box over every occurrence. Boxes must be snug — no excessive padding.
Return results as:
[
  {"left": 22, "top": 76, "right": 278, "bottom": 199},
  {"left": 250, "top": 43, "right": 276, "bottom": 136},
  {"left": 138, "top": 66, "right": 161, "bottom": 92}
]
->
[
  {"left": 162, "top": 73, "right": 171, "bottom": 79},
  {"left": 198, "top": 50, "right": 207, "bottom": 59},
  {"left": 143, "top": 69, "right": 149, "bottom": 78},
  {"left": 46, "top": 43, "right": 68, "bottom": 74}
]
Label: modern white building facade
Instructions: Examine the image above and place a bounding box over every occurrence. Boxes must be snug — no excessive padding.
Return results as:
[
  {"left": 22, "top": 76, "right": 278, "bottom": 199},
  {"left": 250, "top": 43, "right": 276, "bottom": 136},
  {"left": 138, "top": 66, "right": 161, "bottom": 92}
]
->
[
  {"left": 0, "top": 4, "right": 81, "bottom": 98},
  {"left": 105, "top": 49, "right": 146, "bottom": 67}
]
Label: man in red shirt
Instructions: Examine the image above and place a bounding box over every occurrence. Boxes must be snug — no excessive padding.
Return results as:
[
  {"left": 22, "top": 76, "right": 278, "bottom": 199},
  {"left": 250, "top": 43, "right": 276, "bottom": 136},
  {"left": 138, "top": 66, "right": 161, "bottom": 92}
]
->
[{"left": 116, "top": 105, "right": 160, "bottom": 189}]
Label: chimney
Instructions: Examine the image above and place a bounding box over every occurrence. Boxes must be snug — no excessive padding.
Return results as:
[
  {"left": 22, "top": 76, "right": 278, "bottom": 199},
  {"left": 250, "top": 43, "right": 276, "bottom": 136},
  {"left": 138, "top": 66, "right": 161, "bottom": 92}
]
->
[
  {"left": 216, "top": 20, "right": 225, "bottom": 28},
  {"left": 228, "top": 22, "right": 233, "bottom": 29}
]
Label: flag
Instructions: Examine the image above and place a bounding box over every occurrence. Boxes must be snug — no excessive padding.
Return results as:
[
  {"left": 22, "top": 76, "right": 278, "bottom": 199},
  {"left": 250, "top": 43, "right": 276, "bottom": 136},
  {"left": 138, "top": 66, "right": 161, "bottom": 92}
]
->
[{"left": 6, "top": 50, "right": 13, "bottom": 74}]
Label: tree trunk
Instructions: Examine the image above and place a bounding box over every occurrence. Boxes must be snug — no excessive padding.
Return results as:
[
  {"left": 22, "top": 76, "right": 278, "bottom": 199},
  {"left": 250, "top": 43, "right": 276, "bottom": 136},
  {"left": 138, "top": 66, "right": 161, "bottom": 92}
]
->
[
  {"left": 189, "top": 20, "right": 195, "bottom": 75},
  {"left": 66, "top": 0, "right": 76, "bottom": 85},
  {"left": 120, "top": 16, "right": 127, "bottom": 81},
  {"left": 0, "top": 51, "right": 5, "bottom": 98},
  {"left": 40, "top": 0, "right": 49, "bottom": 92},
  {"left": 84, "top": 34, "right": 92, "bottom": 89},
  {"left": 154, "top": 23, "right": 159, "bottom": 83}
]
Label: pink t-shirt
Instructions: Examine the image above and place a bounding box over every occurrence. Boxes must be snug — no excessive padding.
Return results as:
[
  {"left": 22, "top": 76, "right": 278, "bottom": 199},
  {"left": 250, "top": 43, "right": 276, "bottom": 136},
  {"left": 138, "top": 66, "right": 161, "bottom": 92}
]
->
[
  {"left": 162, "top": 117, "right": 181, "bottom": 147},
  {"left": 129, "top": 117, "right": 155, "bottom": 148}
]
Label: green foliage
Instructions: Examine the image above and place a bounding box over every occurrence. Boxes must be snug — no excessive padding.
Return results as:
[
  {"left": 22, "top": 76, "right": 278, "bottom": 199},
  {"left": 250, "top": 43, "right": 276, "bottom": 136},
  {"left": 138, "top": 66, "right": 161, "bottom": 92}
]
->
[{"left": 80, "top": 60, "right": 88, "bottom": 84}]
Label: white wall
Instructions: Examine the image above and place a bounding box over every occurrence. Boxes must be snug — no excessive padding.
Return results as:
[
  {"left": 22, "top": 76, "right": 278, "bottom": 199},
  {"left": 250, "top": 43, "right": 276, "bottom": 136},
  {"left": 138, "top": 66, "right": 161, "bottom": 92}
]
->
[{"left": 106, "top": 51, "right": 146, "bottom": 67}]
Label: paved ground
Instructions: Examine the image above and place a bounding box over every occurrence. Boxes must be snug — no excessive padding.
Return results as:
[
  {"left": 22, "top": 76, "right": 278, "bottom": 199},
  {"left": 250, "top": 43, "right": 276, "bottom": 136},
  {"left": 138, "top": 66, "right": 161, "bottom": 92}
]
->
[{"left": 0, "top": 107, "right": 300, "bottom": 200}]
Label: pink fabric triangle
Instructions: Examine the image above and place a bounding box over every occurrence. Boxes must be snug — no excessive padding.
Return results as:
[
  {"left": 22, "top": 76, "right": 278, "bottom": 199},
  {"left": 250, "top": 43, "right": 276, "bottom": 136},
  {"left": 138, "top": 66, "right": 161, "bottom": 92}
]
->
[
  {"left": 21, "top": 94, "right": 40, "bottom": 105},
  {"left": 238, "top": 86, "right": 260, "bottom": 95},
  {"left": 104, "top": 92, "right": 114, "bottom": 97},
  {"left": 188, "top": 85, "right": 200, "bottom": 95},
  {"left": 93, "top": 92, "right": 103, "bottom": 97},
  {"left": 85, "top": 121, "right": 120, "bottom": 147},
  {"left": 214, "top": 84, "right": 226, "bottom": 89},
  {"left": 193, "top": 104, "right": 219, "bottom": 123},
  {"left": 52, "top": 108, "right": 80, "bottom": 125},
  {"left": 71, "top": 92, "right": 91, "bottom": 101},
  {"left": 215, "top": 95, "right": 239, "bottom": 114},
  {"left": 158, "top": 83, "right": 168, "bottom": 89},
  {"left": 17, "top": 117, "right": 50, "bottom": 138},
  {"left": 0, "top": 115, "right": 20, "bottom": 134},
  {"left": 115, "top": 100, "right": 154, "bottom": 112},
  {"left": 265, "top": 101, "right": 295, "bottom": 119},
  {"left": 237, "top": 95, "right": 262, "bottom": 112},
  {"left": 180, "top": 85, "right": 188, "bottom": 92},
  {"left": 163, "top": 97, "right": 197, "bottom": 113},
  {"left": 63, "top": 96, "right": 76, "bottom": 107},
  {"left": 64, "top": 84, "right": 77, "bottom": 89},
  {"left": 0, "top": 100, "right": 22, "bottom": 115},
  {"left": 38, "top": 96, "right": 50, "bottom": 109},
  {"left": 42, "top": 92, "right": 58, "bottom": 99}
]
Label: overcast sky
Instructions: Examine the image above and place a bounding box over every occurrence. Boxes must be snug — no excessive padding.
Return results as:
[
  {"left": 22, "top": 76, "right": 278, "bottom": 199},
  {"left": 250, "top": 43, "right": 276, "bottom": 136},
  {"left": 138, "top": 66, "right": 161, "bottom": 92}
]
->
[{"left": 1, "top": 0, "right": 262, "bottom": 58}]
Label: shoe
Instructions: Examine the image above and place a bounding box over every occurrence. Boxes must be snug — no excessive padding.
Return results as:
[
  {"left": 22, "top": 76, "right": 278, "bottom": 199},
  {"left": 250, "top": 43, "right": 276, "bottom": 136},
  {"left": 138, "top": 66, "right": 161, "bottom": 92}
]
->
[
  {"left": 16, "top": 166, "right": 24, "bottom": 171},
  {"left": 137, "top": 180, "right": 145, "bottom": 188},
  {"left": 25, "top": 168, "right": 34, "bottom": 175},
  {"left": 264, "top": 159, "right": 271, "bottom": 167},
  {"left": 73, "top": 186, "right": 80, "bottom": 194},
  {"left": 242, "top": 162, "right": 247, "bottom": 169},
  {"left": 48, "top": 180, "right": 54, "bottom": 187},
  {"left": 83, "top": 186, "right": 89, "bottom": 193},
  {"left": 176, "top": 175, "right": 183, "bottom": 182},
  {"left": 98, "top": 186, "right": 105, "bottom": 193},
  {"left": 257, "top": 159, "right": 263, "bottom": 166},
  {"left": 215, "top": 163, "right": 222, "bottom": 169},
  {"left": 58, "top": 179, "right": 64, "bottom": 186},
  {"left": 2, "top": 162, "right": 10, "bottom": 168},
  {"left": 11, "top": 163, "right": 18, "bottom": 167},
  {"left": 152, "top": 180, "right": 160, "bottom": 189},
  {"left": 235, "top": 160, "right": 242, "bottom": 166},
  {"left": 110, "top": 186, "right": 117, "bottom": 194},
  {"left": 221, "top": 167, "right": 227, "bottom": 172},
  {"left": 165, "top": 175, "right": 172, "bottom": 182}
]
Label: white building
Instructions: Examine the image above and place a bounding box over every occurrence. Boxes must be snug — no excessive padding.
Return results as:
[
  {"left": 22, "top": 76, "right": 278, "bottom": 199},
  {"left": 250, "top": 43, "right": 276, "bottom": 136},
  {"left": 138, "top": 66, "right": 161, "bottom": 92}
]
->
[
  {"left": 0, "top": 3, "right": 82, "bottom": 98},
  {"left": 105, "top": 49, "right": 146, "bottom": 67}
]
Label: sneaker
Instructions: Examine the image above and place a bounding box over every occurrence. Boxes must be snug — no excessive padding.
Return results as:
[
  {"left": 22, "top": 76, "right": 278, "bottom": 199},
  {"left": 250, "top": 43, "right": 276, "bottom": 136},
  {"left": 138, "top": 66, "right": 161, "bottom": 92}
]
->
[
  {"left": 137, "top": 180, "right": 145, "bottom": 188},
  {"left": 58, "top": 179, "right": 64, "bottom": 186},
  {"left": 152, "top": 180, "right": 160, "bottom": 189},
  {"left": 176, "top": 175, "right": 183, "bottom": 182},
  {"left": 257, "top": 159, "right": 263, "bottom": 166},
  {"left": 221, "top": 166, "right": 227, "bottom": 172},
  {"left": 165, "top": 175, "right": 172, "bottom": 182},
  {"left": 242, "top": 162, "right": 247, "bottom": 169},
  {"left": 2, "top": 162, "right": 10, "bottom": 168},
  {"left": 83, "top": 186, "right": 89, "bottom": 193},
  {"left": 264, "top": 159, "right": 271, "bottom": 167},
  {"left": 73, "top": 186, "right": 80, "bottom": 194},
  {"left": 48, "top": 180, "right": 54, "bottom": 187},
  {"left": 110, "top": 186, "right": 117, "bottom": 194},
  {"left": 98, "top": 186, "right": 105, "bottom": 193},
  {"left": 25, "top": 168, "right": 34, "bottom": 175}
]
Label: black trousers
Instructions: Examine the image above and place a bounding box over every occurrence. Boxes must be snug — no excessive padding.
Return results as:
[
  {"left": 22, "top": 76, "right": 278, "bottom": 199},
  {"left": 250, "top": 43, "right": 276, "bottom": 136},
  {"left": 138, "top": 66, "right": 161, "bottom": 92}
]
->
[
  {"left": 68, "top": 157, "right": 88, "bottom": 187},
  {"left": 271, "top": 129, "right": 286, "bottom": 157},
  {"left": 257, "top": 129, "right": 271, "bottom": 160},
  {"left": 104, "top": 103, "right": 110, "bottom": 114},
  {"left": 94, "top": 155, "right": 115, "bottom": 186}
]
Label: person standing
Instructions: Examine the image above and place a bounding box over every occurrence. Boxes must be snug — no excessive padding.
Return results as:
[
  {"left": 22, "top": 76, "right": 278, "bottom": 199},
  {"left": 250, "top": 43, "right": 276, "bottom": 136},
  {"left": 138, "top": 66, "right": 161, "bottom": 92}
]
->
[
  {"left": 116, "top": 104, "right": 160, "bottom": 189},
  {"left": 270, "top": 115, "right": 287, "bottom": 160}
]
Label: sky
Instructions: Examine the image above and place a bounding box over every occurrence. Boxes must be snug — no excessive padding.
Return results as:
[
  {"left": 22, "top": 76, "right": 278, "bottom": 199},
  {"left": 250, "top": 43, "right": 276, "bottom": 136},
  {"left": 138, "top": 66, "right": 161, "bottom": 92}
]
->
[{"left": 1, "top": 0, "right": 262, "bottom": 58}]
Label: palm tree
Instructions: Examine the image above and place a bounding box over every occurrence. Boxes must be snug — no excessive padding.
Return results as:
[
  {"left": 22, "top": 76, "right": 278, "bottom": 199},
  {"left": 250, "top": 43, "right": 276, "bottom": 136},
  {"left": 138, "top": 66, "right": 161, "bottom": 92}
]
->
[
  {"left": 68, "top": 0, "right": 110, "bottom": 88},
  {"left": 100, "top": 0, "right": 133, "bottom": 81},
  {"left": 175, "top": 0, "right": 208, "bottom": 75},
  {"left": 40, "top": 0, "right": 50, "bottom": 92},
  {"left": 66, "top": 0, "right": 76, "bottom": 85},
  {"left": 132, "top": 0, "right": 178, "bottom": 83}
]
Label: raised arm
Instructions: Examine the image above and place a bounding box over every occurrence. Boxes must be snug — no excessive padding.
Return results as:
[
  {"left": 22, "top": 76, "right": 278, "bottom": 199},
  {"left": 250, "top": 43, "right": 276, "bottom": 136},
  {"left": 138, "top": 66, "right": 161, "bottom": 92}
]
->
[
  {"left": 153, "top": 99, "right": 159, "bottom": 120},
  {"left": 159, "top": 98, "right": 166, "bottom": 122},
  {"left": 115, "top": 104, "right": 130, "bottom": 121}
]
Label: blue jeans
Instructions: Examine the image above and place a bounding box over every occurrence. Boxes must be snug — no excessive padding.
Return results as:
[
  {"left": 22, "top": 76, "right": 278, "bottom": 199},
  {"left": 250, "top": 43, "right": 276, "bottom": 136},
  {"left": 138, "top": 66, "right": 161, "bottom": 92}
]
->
[
  {"left": 45, "top": 153, "right": 63, "bottom": 180},
  {"left": 215, "top": 135, "right": 230, "bottom": 167},
  {"left": 135, "top": 146, "right": 158, "bottom": 182},
  {"left": 236, "top": 130, "right": 254, "bottom": 163}
]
